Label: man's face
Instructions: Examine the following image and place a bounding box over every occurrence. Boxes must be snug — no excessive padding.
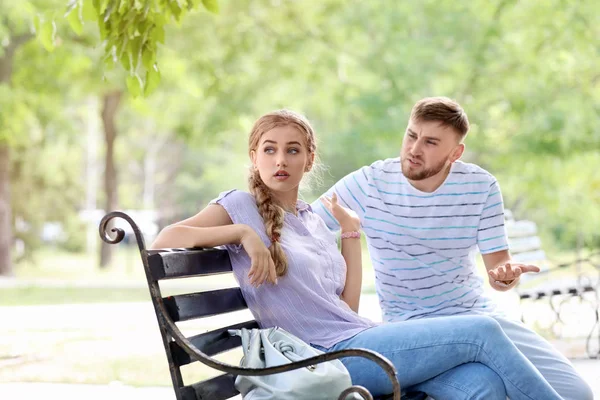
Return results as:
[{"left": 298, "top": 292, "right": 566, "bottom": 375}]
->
[{"left": 400, "top": 119, "right": 463, "bottom": 181}]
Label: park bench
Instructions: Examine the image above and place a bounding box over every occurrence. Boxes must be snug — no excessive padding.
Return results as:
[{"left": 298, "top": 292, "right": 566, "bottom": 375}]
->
[
  {"left": 100, "top": 211, "right": 432, "bottom": 400},
  {"left": 505, "top": 210, "right": 600, "bottom": 358}
]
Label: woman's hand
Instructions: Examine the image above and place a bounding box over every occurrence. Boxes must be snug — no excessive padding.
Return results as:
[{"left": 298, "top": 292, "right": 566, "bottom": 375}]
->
[
  {"left": 240, "top": 226, "right": 278, "bottom": 287},
  {"left": 320, "top": 193, "right": 360, "bottom": 232}
]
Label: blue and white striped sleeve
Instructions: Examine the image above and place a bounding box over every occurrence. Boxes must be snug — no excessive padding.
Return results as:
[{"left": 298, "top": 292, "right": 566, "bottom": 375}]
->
[
  {"left": 311, "top": 167, "right": 370, "bottom": 230},
  {"left": 477, "top": 180, "right": 509, "bottom": 254}
]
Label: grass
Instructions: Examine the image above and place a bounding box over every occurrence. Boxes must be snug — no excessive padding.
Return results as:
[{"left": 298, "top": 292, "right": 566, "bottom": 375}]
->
[
  {"left": 4, "top": 245, "right": 596, "bottom": 306},
  {"left": 4, "top": 243, "right": 379, "bottom": 306},
  {"left": 2, "top": 245, "right": 597, "bottom": 386},
  {"left": 0, "top": 245, "right": 372, "bottom": 385},
  {"left": 4, "top": 245, "right": 244, "bottom": 306},
  {"left": 13, "top": 246, "right": 152, "bottom": 282},
  {"left": 0, "top": 325, "right": 243, "bottom": 387},
  {"left": 1, "top": 286, "right": 151, "bottom": 306}
]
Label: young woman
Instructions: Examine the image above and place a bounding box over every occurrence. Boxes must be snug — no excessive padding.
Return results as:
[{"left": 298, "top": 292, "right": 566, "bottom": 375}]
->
[{"left": 151, "top": 110, "right": 562, "bottom": 399}]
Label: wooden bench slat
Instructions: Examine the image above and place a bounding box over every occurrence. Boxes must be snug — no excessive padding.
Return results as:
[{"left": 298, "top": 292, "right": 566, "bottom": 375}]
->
[
  {"left": 508, "top": 236, "right": 542, "bottom": 254},
  {"left": 186, "top": 373, "right": 239, "bottom": 400},
  {"left": 163, "top": 288, "right": 248, "bottom": 322},
  {"left": 510, "top": 249, "right": 547, "bottom": 263},
  {"left": 505, "top": 219, "right": 538, "bottom": 236},
  {"left": 148, "top": 248, "right": 232, "bottom": 280},
  {"left": 171, "top": 320, "right": 259, "bottom": 366}
]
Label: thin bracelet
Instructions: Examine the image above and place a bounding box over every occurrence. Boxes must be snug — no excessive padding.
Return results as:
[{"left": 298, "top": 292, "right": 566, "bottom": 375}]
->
[{"left": 341, "top": 231, "right": 361, "bottom": 239}]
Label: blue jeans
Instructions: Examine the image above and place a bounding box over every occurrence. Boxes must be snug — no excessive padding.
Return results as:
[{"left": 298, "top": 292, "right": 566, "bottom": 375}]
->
[
  {"left": 408, "top": 363, "right": 506, "bottom": 400},
  {"left": 323, "top": 315, "right": 561, "bottom": 399},
  {"left": 492, "top": 315, "right": 592, "bottom": 400}
]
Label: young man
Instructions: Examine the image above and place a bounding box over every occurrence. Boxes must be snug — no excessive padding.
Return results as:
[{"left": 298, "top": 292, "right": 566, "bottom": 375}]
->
[{"left": 312, "top": 97, "right": 592, "bottom": 399}]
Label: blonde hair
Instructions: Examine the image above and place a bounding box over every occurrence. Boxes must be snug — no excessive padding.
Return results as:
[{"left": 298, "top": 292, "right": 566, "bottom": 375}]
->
[{"left": 248, "top": 109, "right": 317, "bottom": 277}]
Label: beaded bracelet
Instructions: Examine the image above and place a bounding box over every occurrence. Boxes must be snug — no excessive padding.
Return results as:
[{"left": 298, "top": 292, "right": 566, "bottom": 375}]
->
[{"left": 341, "top": 231, "right": 361, "bottom": 239}]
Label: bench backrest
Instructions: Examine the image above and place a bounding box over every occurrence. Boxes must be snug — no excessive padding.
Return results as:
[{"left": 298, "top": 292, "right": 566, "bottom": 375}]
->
[
  {"left": 504, "top": 210, "right": 548, "bottom": 282},
  {"left": 147, "top": 247, "right": 257, "bottom": 400},
  {"left": 99, "top": 211, "right": 405, "bottom": 400},
  {"left": 99, "top": 211, "right": 255, "bottom": 400},
  {"left": 505, "top": 210, "right": 600, "bottom": 290}
]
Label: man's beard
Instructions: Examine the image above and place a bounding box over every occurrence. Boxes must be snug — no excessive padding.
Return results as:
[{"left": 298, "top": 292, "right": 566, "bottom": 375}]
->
[{"left": 402, "top": 156, "right": 449, "bottom": 181}]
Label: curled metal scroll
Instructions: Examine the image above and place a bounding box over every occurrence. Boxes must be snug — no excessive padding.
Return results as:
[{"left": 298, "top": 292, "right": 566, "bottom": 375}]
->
[
  {"left": 99, "top": 211, "right": 147, "bottom": 253},
  {"left": 338, "top": 385, "right": 373, "bottom": 400}
]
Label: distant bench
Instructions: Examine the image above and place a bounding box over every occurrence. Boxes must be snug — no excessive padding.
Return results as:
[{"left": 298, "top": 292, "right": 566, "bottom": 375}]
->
[
  {"left": 99, "top": 211, "right": 438, "bottom": 400},
  {"left": 505, "top": 210, "right": 600, "bottom": 358}
]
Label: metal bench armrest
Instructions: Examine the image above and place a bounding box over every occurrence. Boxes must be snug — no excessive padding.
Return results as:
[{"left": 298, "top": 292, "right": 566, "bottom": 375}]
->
[{"left": 161, "top": 311, "right": 401, "bottom": 400}]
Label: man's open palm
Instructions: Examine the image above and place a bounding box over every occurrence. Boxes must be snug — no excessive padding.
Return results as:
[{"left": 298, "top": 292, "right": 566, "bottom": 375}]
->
[{"left": 488, "top": 262, "right": 540, "bottom": 282}]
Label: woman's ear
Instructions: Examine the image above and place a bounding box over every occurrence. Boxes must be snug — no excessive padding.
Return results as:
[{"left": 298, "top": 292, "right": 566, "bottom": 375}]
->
[
  {"left": 305, "top": 152, "right": 315, "bottom": 172},
  {"left": 250, "top": 150, "right": 257, "bottom": 169}
]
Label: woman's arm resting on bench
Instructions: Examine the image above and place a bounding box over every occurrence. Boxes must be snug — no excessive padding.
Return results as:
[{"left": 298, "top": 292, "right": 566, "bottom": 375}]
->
[{"left": 150, "top": 204, "right": 277, "bottom": 286}]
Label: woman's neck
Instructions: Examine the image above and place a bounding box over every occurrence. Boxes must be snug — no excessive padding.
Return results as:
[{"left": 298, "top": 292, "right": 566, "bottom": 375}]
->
[{"left": 272, "top": 190, "right": 299, "bottom": 215}]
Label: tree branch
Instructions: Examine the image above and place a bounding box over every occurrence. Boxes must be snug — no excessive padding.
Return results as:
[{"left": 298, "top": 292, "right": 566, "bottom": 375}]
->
[
  {"left": 460, "top": 0, "right": 515, "bottom": 97},
  {"left": 0, "top": 33, "right": 35, "bottom": 83}
]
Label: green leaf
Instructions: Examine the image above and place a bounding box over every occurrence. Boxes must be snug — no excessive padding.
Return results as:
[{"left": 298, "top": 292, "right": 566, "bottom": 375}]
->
[
  {"left": 98, "top": 15, "right": 108, "bottom": 39},
  {"left": 126, "top": 75, "right": 143, "bottom": 98},
  {"left": 202, "top": 0, "right": 219, "bottom": 13},
  {"left": 168, "top": 1, "right": 182, "bottom": 21},
  {"left": 82, "top": 0, "right": 97, "bottom": 21},
  {"left": 141, "top": 46, "right": 155, "bottom": 70},
  {"left": 33, "top": 14, "right": 42, "bottom": 33},
  {"left": 144, "top": 65, "right": 161, "bottom": 96},
  {"left": 129, "top": 37, "right": 143, "bottom": 71},
  {"left": 119, "top": 45, "right": 131, "bottom": 70},
  {"left": 66, "top": 6, "right": 84, "bottom": 35},
  {"left": 99, "top": 0, "right": 110, "bottom": 14},
  {"left": 39, "top": 19, "right": 56, "bottom": 51},
  {"left": 151, "top": 25, "right": 165, "bottom": 44},
  {"left": 66, "top": 0, "right": 78, "bottom": 15}
]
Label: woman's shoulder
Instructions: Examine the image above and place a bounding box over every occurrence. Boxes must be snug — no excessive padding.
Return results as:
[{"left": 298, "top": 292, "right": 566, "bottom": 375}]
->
[
  {"left": 211, "top": 189, "right": 261, "bottom": 221},
  {"left": 213, "top": 189, "right": 256, "bottom": 206},
  {"left": 212, "top": 189, "right": 269, "bottom": 247}
]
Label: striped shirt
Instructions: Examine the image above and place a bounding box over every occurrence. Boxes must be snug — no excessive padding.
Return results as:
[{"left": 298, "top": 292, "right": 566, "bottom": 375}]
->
[
  {"left": 312, "top": 158, "right": 509, "bottom": 322},
  {"left": 211, "top": 189, "right": 377, "bottom": 348}
]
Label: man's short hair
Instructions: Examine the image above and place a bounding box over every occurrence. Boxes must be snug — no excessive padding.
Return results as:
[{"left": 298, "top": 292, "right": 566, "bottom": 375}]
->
[{"left": 410, "top": 97, "right": 470, "bottom": 140}]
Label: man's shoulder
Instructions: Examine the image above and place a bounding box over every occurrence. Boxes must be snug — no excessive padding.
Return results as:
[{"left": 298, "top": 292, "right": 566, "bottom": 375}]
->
[
  {"left": 337, "top": 157, "right": 399, "bottom": 183},
  {"left": 368, "top": 157, "right": 401, "bottom": 175},
  {"left": 452, "top": 161, "right": 496, "bottom": 183}
]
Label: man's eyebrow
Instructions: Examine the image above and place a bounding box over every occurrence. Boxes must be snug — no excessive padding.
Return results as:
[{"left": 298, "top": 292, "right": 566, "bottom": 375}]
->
[{"left": 407, "top": 129, "right": 441, "bottom": 141}]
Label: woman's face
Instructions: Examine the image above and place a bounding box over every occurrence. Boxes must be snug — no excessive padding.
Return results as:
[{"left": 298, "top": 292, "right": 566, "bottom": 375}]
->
[{"left": 251, "top": 125, "right": 314, "bottom": 201}]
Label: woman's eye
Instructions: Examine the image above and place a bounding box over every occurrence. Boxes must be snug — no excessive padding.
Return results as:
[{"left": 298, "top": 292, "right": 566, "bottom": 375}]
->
[
  {"left": 288, "top": 148, "right": 299, "bottom": 154},
  {"left": 264, "top": 147, "right": 275, "bottom": 154}
]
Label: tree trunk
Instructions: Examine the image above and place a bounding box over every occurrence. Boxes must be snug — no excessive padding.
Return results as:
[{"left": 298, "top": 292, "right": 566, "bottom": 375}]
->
[
  {"left": 0, "top": 144, "right": 12, "bottom": 276},
  {"left": 0, "top": 33, "right": 33, "bottom": 277},
  {"left": 99, "top": 91, "right": 122, "bottom": 268}
]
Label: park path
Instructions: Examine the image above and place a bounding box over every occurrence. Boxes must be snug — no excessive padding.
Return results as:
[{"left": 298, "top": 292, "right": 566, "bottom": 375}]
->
[{"left": 1, "top": 284, "right": 598, "bottom": 399}]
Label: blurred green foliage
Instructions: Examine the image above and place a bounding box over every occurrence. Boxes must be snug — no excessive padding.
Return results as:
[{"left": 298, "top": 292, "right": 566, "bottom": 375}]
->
[{"left": 1, "top": 0, "right": 599, "bottom": 271}]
